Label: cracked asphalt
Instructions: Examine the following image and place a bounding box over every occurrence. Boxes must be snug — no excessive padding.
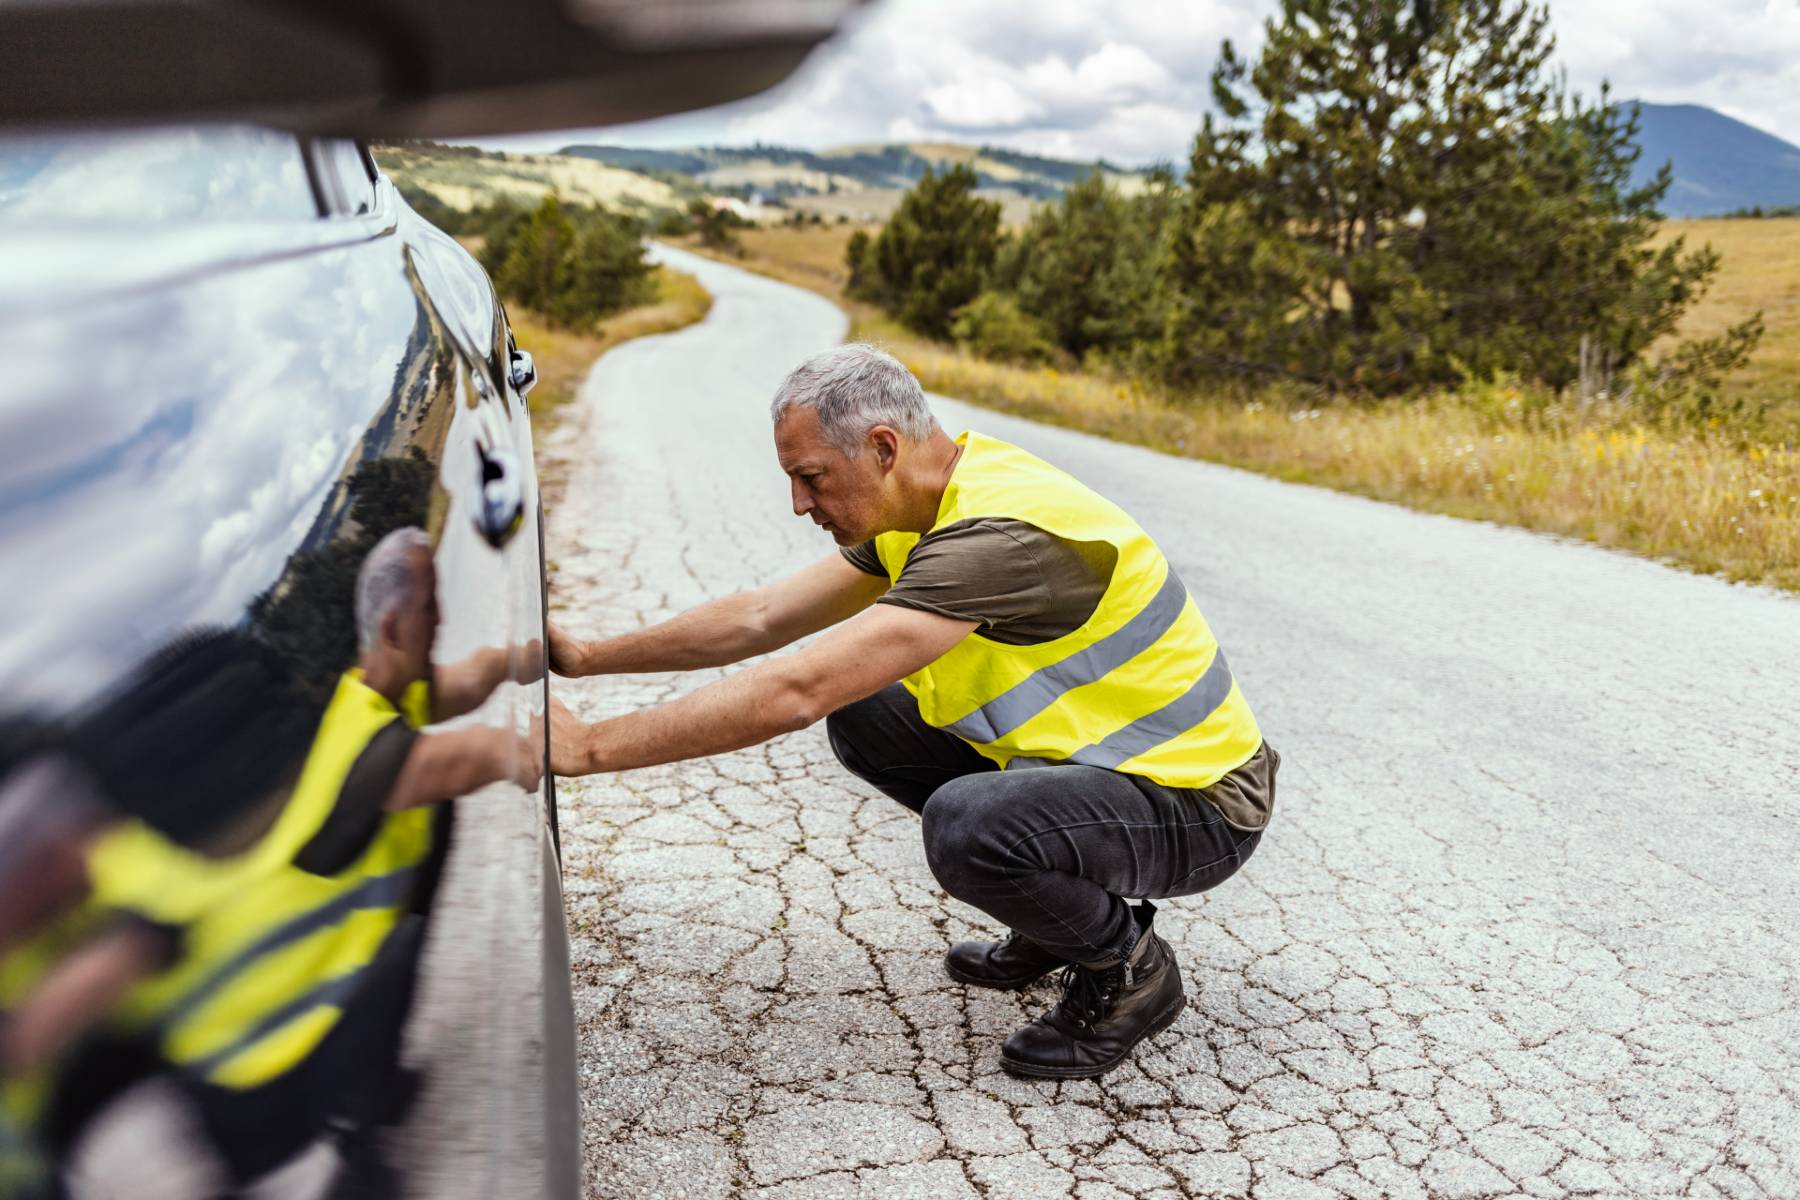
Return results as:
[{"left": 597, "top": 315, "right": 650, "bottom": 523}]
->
[{"left": 539, "top": 244, "right": 1800, "bottom": 1199}]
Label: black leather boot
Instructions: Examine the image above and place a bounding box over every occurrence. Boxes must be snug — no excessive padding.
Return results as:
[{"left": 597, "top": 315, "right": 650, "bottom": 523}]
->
[
  {"left": 944, "top": 931, "right": 1071, "bottom": 990},
  {"left": 998, "top": 903, "right": 1185, "bottom": 1079}
]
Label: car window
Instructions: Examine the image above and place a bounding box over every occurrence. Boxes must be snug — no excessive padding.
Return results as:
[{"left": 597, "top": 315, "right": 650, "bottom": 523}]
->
[
  {"left": 317, "top": 138, "right": 378, "bottom": 216},
  {"left": 0, "top": 125, "right": 317, "bottom": 225}
]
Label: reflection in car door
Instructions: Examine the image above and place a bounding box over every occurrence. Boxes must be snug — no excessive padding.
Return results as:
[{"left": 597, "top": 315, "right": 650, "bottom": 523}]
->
[{"left": 0, "top": 126, "right": 574, "bottom": 1198}]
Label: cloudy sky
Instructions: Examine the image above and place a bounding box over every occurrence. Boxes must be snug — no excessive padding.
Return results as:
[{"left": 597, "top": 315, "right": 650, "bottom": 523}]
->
[{"left": 486, "top": 0, "right": 1800, "bottom": 163}]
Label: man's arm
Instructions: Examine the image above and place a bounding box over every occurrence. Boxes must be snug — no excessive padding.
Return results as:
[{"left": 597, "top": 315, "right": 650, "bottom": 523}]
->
[
  {"left": 550, "top": 603, "right": 975, "bottom": 775},
  {"left": 386, "top": 724, "right": 544, "bottom": 810},
  {"left": 550, "top": 552, "right": 889, "bottom": 677},
  {"left": 431, "top": 641, "right": 544, "bottom": 723}
]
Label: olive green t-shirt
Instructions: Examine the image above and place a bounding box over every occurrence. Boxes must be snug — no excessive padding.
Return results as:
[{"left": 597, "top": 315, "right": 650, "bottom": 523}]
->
[
  {"left": 841, "top": 520, "right": 1275, "bottom": 830},
  {"left": 840, "top": 518, "right": 1114, "bottom": 645}
]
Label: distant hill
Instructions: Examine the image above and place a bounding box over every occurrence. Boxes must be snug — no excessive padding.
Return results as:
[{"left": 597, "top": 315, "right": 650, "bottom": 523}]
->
[
  {"left": 558, "top": 141, "right": 1152, "bottom": 204},
  {"left": 1628, "top": 103, "right": 1800, "bottom": 217},
  {"left": 372, "top": 140, "right": 703, "bottom": 214}
]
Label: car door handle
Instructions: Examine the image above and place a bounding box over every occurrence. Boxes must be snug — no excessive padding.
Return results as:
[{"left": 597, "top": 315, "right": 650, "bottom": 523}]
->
[
  {"left": 474, "top": 441, "right": 526, "bottom": 548},
  {"left": 509, "top": 348, "right": 536, "bottom": 400}
]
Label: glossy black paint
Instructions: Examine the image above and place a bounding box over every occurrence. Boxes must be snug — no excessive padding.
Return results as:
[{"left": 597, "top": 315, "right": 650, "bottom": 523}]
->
[{"left": 0, "top": 128, "right": 572, "bottom": 1196}]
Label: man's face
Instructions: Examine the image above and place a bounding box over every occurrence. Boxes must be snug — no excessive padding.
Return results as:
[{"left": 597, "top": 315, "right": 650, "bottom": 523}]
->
[
  {"left": 775, "top": 407, "right": 890, "bottom": 545},
  {"left": 390, "top": 548, "right": 440, "bottom": 681}
]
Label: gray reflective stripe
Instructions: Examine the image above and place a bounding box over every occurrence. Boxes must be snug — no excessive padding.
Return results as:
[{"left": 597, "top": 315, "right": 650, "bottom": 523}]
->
[
  {"left": 161, "top": 865, "right": 419, "bottom": 1031},
  {"left": 944, "top": 568, "right": 1190, "bottom": 744},
  {"left": 1066, "top": 649, "right": 1235, "bottom": 770},
  {"left": 187, "top": 965, "right": 369, "bottom": 1078}
]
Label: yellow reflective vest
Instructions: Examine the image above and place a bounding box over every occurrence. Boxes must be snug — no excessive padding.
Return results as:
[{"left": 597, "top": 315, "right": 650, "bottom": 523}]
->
[
  {"left": 874, "top": 432, "right": 1262, "bottom": 788},
  {"left": 100, "top": 669, "right": 437, "bottom": 1091}
]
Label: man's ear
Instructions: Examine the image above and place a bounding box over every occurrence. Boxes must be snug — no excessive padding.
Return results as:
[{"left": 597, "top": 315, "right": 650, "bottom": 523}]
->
[
  {"left": 380, "top": 608, "right": 404, "bottom": 651},
  {"left": 869, "top": 426, "right": 900, "bottom": 471}
]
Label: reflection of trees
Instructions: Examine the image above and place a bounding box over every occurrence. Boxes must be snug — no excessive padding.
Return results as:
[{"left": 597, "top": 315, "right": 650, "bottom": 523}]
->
[
  {"left": 249, "top": 449, "right": 437, "bottom": 711},
  {"left": 66, "top": 627, "right": 310, "bottom": 849}
]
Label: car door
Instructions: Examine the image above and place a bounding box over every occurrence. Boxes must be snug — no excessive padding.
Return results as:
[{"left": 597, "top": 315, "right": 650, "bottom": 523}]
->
[{"left": 0, "top": 124, "right": 574, "bottom": 1197}]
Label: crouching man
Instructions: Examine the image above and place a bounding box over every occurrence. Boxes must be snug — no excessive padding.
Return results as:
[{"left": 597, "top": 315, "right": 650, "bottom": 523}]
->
[{"left": 549, "top": 344, "right": 1278, "bottom": 1079}]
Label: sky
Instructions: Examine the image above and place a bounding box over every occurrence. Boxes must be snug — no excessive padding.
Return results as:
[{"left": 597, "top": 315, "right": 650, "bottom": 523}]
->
[{"left": 481, "top": 0, "right": 1800, "bottom": 164}]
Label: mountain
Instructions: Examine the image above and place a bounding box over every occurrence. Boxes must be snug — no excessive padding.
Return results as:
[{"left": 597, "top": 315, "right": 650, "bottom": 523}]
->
[
  {"left": 558, "top": 141, "right": 1152, "bottom": 203},
  {"left": 1628, "top": 102, "right": 1800, "bottom": 217}
]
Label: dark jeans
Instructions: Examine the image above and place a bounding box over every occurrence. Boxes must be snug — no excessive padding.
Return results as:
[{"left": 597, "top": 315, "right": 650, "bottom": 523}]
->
[{"left": 826, "top": 683, "right": 1271, "bottom": 965}]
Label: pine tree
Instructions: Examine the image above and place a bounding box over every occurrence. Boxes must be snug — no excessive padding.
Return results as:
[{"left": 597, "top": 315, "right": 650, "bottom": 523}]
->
[
  {"left": 1159, "top": 0, "right": 1760, "bottom": 398},
  {"left": 1006, "top": 170, "right": 1177, "bottom": 360},
  {"left": 867, "top": 165, "right": 1001, "bottom": 338}
]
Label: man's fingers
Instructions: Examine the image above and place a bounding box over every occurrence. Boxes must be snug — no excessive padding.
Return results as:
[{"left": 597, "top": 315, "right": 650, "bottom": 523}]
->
[
  {"left": 547, "top": 694, "right": 594, "bottom": 776},
  {"left": 546, "top": 622, "right": 587, "bottom": 677}
]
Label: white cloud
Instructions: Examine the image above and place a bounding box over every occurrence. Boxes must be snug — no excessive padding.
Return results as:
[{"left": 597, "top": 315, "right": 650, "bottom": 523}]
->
[
  {"left": 923, "top": 77, "right": 1045, "bottom": 129},
  {"left": 480, "top": 0, "right": 1800, "bottom": 162}
]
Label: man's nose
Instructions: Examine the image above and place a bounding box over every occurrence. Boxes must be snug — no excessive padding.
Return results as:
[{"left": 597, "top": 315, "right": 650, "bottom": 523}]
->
[{"left": 791, "top": 478, "right": 813, "bottom": 517}]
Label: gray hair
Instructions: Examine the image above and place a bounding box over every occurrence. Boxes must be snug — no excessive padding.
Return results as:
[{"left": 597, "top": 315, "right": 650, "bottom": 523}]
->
[
  {"left": 769, "top": 343, "right": 937, "bottom": 457},
  {"left": 355, "top": 527, "right": 432, "bottom": 651}
]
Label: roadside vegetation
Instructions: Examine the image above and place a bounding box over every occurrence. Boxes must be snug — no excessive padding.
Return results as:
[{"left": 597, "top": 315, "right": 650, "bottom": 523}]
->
[
  {"left": 684, "top": 0, "right": 1799, "bottom": 592},
  {"left": 390, "top": 188, "right": 713, "bottom": 421}
]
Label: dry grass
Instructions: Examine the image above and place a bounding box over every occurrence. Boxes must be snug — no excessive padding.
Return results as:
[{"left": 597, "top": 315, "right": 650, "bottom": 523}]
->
[
  {"left": 676, "top": 226, "right": 867, "bottom": 296},
  {"left": 692, "top": 225, "right": 1800, "bottom": 593},
  {"left": 1661, "top": 218, "right": 1800, "bottom": 436}
]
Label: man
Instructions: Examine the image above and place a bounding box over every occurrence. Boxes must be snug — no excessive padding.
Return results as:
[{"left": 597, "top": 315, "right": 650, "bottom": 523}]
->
[{"left": 550, "top": 344, "right": 1278, "bottom": 1079}]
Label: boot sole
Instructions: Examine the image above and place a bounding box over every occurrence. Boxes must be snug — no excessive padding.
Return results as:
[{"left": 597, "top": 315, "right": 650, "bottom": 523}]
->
[
  {"left": 997, "top": 992, "right": 1187, "bottom": 1080},
  {"left": 943, "top": 959, "right": 1059, "bottom": 991}
]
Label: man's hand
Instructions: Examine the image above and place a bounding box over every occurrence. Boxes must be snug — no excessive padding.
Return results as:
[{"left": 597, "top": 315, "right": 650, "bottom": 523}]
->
[
  {"left": 388, "top": 724, "right": 543, "bottom": 809},
  {"left": 547, "top": 622, "right": 590, "bottom": 678},
  {"left": 548, "top": 694, "right": 595, "bottom": 776},
  {"left": 514, "top": 712, "right": 546, "bottom": 793},
  {"left": 509, "top": 638, "right": 546, "bottom": 687}
]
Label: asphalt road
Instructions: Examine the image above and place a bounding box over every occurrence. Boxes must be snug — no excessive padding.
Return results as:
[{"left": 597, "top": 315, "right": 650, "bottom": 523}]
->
[{"left": 542, "top": 243, "right": 1800, "bottom": 1199}]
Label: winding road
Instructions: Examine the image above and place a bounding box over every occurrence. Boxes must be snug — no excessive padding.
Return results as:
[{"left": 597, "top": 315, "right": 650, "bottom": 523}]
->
[{"left": 540, "top": 243, "right": 1800, "bottom": 1199}]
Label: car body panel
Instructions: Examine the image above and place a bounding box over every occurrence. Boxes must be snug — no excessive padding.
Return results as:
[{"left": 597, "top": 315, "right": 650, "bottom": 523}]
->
[{"left": 0, "top": 128, "right": 575, "bottom": 1195}]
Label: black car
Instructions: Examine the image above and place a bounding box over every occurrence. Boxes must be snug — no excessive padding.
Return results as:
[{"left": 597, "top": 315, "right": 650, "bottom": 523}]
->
[
  {"left": 0, "top": 122, "right": 574, "bottom": 1198},
  {"left": 0, "top": 2, "right": 863, "bottom": 1195}
]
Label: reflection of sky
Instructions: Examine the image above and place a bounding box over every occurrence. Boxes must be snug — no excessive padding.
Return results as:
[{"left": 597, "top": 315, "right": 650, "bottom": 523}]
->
[
  {"left": 0, "top": 125, "right": 315, "bottom": 225},
  {"left": 0, "top": 224, "right": 424, "bottom": 710}
]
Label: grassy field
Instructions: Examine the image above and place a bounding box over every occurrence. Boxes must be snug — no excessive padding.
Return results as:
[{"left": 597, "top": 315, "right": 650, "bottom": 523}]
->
[
  {"left": 682, "top": 221, "right": 1800, "bottom": 592},
  {"left": 375, "top": 142, "right": 695, "bottom": 214},
  {"left": 1657, "top": 218, "right": 1800, "bottom": 436}
]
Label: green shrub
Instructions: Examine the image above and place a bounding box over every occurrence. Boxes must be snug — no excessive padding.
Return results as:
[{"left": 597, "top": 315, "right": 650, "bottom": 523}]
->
[
  {"left": 867, "top": 165, "right": 1001, "bottom": 338},
  {"left": 950, "top": 293, "right": 1057, "bottom": 365},
  {"left": 491, "top": 195, "right": 653, "bottom": 330}
]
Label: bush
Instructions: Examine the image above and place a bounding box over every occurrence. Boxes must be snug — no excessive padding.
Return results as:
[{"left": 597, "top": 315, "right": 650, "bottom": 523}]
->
[
  {"left": 490, "top": 195, "right": 653, "bottom": 330},
  {"left": 652, "top": 208, "right": 693, "bottom": 238},
  {"left": 1005, "top": 170, "right": 1175, "bottom": 361},
  {"left": 866, "top": 165, "right": 1001, "bottom": 338},
  {"left": 950, "top": 293, "right": 1057, "bottom": 365},
  {"left": 844, "top": 229, "right": 876, "bottom": 300},
  {"left": 688, "top": 198, "right": 747, "bottom": 253}
]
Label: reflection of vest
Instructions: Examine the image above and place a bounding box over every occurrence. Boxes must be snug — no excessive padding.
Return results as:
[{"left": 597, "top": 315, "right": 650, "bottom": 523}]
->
[
  {"left": 101, "top": 669, "right": 436, "bottom": 1090},
  {"left": 874, "top": 432, "right": 1262, "bottom": 788},
  {"left": 0, "top": 913, "right": 102, "bottom": 1191}
]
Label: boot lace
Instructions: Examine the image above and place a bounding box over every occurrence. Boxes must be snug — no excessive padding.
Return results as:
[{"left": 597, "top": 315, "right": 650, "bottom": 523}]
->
[{"left": 1053, "top": 961, "right": 1124, "bottom": 1030}]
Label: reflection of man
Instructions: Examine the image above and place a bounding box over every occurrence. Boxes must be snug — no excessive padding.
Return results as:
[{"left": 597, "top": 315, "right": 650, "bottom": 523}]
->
[
  {"left": 325, "top": 525, "right": 542, "bottom": 823},
  {"left": 0, "top": 527, "right": 543, "bottom": 1193},
  {"left": 549, "top": 345, "right": 1279, "bottom": 1079},
  {"left": 97, "top": 526, "right": 543, "bottom": 1187}
]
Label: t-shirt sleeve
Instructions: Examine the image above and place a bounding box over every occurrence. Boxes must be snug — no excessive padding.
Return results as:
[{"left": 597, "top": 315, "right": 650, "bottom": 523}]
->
[
  {"left": 875, "top": 520, "right": 1055, "bottom": 634},
  {"left": 293, "top": 719, "right": 418, "bottom": 876},
  {"left": 839, "top": 540, "right": 887, "bottom": 577}
]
